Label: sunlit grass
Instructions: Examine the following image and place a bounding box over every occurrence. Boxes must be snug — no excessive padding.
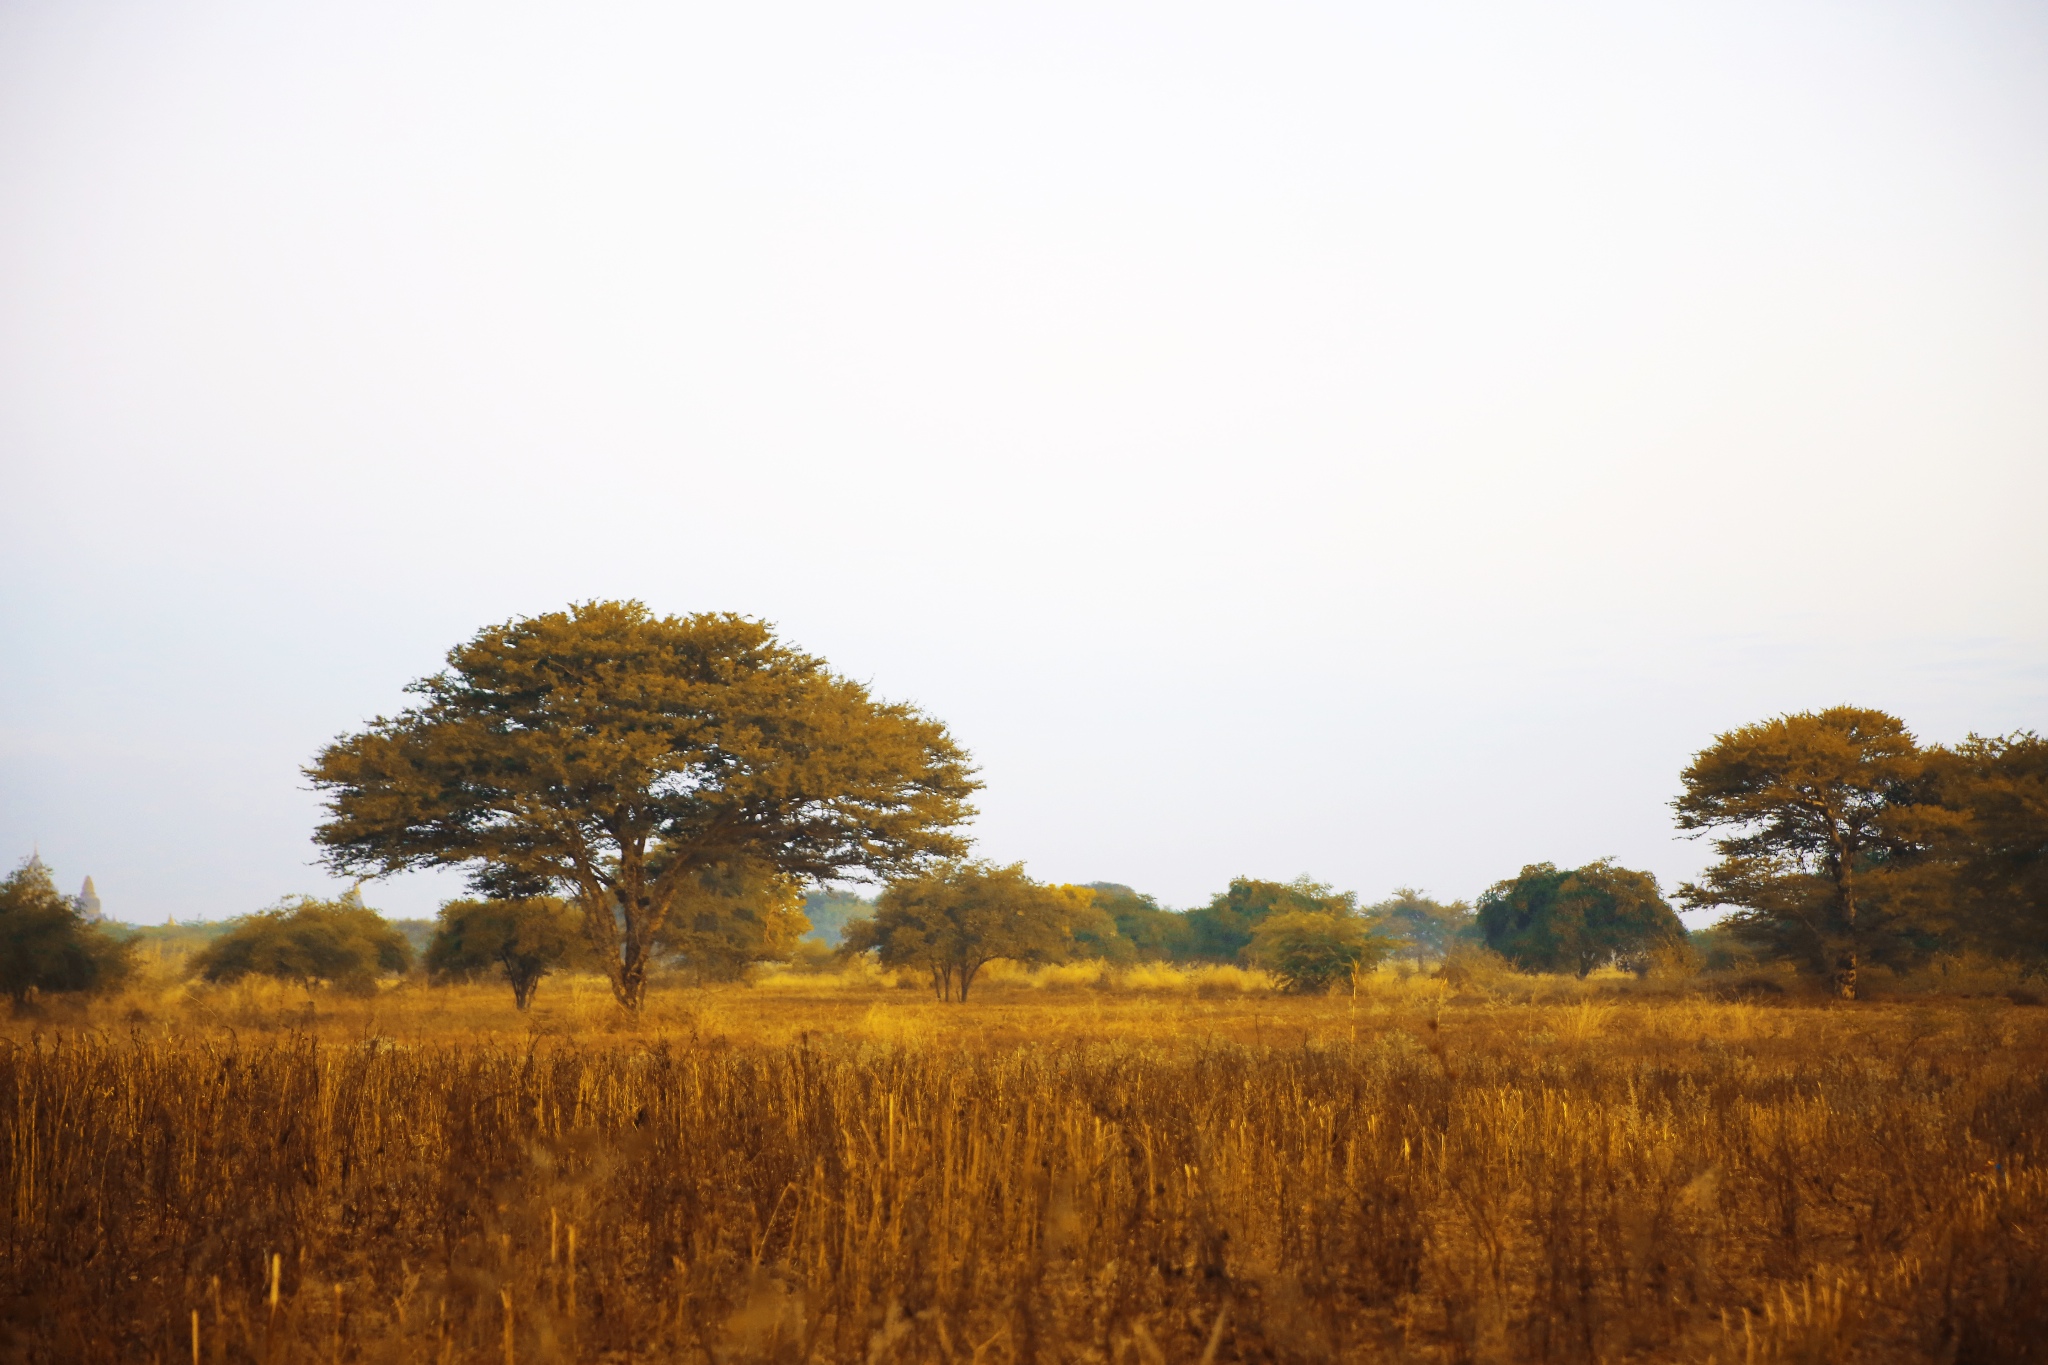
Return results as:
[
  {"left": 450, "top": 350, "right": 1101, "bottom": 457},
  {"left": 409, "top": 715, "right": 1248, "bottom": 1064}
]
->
[{"left": 6, "top": 955, "right": 2045, "bottom": 1361}]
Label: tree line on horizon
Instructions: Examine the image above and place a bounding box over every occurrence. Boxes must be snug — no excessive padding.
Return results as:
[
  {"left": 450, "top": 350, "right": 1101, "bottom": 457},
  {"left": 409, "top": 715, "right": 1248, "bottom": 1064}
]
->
[{"left": 2, "top": 604, "right": 2039, "bottom": 1007}]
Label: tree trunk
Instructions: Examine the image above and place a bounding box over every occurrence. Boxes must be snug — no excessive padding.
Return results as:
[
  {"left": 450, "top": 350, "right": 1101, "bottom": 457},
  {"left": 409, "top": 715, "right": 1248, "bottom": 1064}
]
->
[
  {"left": 958, "top": 960, "right": 981, "bottom": 1002},
  {"left": 1830, "top": 819, "right": 1859, "bottom": 1002},
  {"left": 577, "top": 885, "right": 660, "bottom": 1009},
  {"left": 617, "top": 955, "right": 649, "bottom": 1010},
  {"left": 576, "top": 885, "right": 630, "bottom": 1004},
  {"left": 591, "top": 837, "right": 677, "bottom": 1011},
  {"left": 615, "top": 886, "right": 658, "bottom": 1011}
]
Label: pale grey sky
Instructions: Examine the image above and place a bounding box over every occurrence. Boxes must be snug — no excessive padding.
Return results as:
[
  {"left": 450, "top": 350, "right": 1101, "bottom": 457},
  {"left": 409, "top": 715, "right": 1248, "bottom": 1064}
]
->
[{"left": 3, "top": 0, "right": 2044, "bottom": 923}]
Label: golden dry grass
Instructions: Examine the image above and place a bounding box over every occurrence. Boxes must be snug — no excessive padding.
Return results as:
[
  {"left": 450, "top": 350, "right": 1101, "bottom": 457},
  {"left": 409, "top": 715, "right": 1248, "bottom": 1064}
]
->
[{"left": 3, "top": 967, "right": 2044, "bottom": 1363}]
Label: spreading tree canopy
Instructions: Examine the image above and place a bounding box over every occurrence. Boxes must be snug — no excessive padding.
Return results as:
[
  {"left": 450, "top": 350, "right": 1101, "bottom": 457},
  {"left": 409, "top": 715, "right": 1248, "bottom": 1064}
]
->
[
  {"left": 1476, "top": 860, "right": 1684, "bottom": 977},
  {"left": 1674, "top": 706, "right": 1956, "bottom": 998},
  {"left": 1924, "top": 731, "right": 2048, "bottom": 970},
  {"left": 1085, "top": 883, "right": 1190, "bottom": 962},
  {"left": 1246, "top": 908, "right": 1397, "bottom": 993},
  {"left": 308, "top": 603, "right": 979, "bottom": 1008},
  {"left": 1185, "top": 876, "right": 1357, "bottom": 963},
  {"left": 844, "top": 861, "right": 1086, "bottom": 1001},
  {"left": 191, "top": 896, "right": 414, "bottom": 991},
  {"left": 1367, "top": 888, "right": 1474, "bottom": 964},
  {"left": 426, "top": 897, "right": 584, "bottom": 1008},
  {"left": 654, "top": 858, "right": 811, "bottom": 983}
]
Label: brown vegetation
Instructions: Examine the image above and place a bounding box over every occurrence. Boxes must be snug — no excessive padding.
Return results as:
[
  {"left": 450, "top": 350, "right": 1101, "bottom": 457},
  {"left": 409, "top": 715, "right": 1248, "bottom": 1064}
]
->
[{"left": 4, "top": 968, "right": 2045, "bottom": 1364}]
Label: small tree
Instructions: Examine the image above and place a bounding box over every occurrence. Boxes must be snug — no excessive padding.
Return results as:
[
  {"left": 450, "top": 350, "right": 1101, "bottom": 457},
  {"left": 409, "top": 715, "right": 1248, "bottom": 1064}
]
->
[
  {"left": 655, "top": 859, "right": 811, "bottom": 983},
  {"left": 1368, "top": 888, "right": 1474, "bottom": 964},
  {"left": 1061, "top": 887, "right": 1137, "bottom": 964},
  {"left": 1186, "top": 876, "right": 1358, "bottom": 963},
  {"left": 426, "top": 898, "right": 583, "bottom": 1008},
  {"left": 0, "top": 856, "right": 134, "bottom": 1005},
  {"left": 1477, "top": 861, "right": 1685, "bottom": 977},
  {"left": 844, "top": 862, "right": 1082, "bottom": 1001},
  {"left": 191, "top": 896, "right": 414, "bottom": 991},
  {"left": 1247, "top": 909, "right": 1396, "bottom": 993},
  {"left": 1086, "top": 883, "right": 1192, "bottom": 961}
]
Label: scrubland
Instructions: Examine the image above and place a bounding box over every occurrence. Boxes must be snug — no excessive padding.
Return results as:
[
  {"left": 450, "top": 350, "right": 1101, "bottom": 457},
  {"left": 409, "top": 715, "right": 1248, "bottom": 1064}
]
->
[{"left": 4, "top": 961, "right": 2045, "bottom": 1364}]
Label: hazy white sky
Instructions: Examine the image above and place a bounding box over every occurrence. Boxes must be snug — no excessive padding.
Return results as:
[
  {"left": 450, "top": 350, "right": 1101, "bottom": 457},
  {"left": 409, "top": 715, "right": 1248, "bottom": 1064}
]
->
[{"left": 3, "top": 0, "right": 2044, "bottom": 923}]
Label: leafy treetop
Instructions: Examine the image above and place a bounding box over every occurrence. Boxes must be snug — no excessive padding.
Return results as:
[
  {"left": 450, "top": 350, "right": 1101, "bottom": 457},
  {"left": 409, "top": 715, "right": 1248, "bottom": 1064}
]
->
[
  {"left": 1674, "top": 706, "right": 1957, "bottom": 998},
  {"left": 190, "top": 896, "right": 414, "bottom": 991},
  {"left": 426, "top": 897, "right": 584, "bottom": 1009},
  {"left": 1923, "top": 731, "right": 2048, "bottom": 970},
  {"left": 307, "top": 602, "right": 980, "bottom": 1008},
  {"left": 1367, "top": 888, "right": 1474, "bottom": 963},
  {"left": 654, "top": 858, "right": 811, "bottom": 983},
  {"left": 0, "top": 856, "right": 134, "bottom": 1004},
  {"left": 1085, "top": 883, "right": 1190, "bottom": 962},
  {"left": 1476, "top": 860, "right": 1683, "bottom": 978},
  {"left": 845, "top": 861, "right": 1087, "bottom": 1001},
  {"left": 1185, "top": 876, "right": 1357, "bottom": 963},
  {"left": 1246, "top": 909, "right": 1397, "bottom": 993}
]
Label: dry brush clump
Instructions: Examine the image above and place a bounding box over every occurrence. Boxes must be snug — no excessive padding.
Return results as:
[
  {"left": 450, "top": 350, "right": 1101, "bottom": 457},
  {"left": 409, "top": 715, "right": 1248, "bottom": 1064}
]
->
[{"left": 2, "top": 999, "right": 2045, "bottom": 1364}]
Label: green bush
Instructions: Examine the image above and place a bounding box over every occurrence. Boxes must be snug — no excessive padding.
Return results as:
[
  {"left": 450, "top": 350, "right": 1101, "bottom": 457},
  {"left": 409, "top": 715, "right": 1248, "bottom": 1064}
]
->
[
  {"left": 426, "top": 898, "right": 583, "bottom": 1008},
  {"left": 1246, "top": 910, "right": 1394, "bottom": 994},
  {"left": 1187, "top": 876, "right": 1358, "bottom": 963},
  {"left": 190, "top": 896, "right": 414, "bottom": 991},
  {"left": 1477, "top": 861, "right": 1686, "bottom": 977},
  {"left": 0, "top": 857, "right": 134, "bottom": 1005},
  {"left": 654, "top": 860, "right": 810, "bottom": 984},
  {"left": 1086, "top": 884, "right": 1189, "bottom": 962}
]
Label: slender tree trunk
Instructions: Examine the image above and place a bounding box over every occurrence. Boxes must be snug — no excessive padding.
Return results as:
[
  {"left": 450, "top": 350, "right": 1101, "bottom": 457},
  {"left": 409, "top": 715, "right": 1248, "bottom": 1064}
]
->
[
  {"left": 1834, "top": 883, "right": 1859, "bottom": 1001},
  {"left": 575, "top": 882, "right": 634, "bottom": 1006},
  {"left": 1830, "top": 820, "right": 1859, "bottom": 1001},
  {"left": 1833, "top": 949, "right": 1857, "bottom": 1000},
  {"left": 579, "top": 888, "right": 660, "bottom": 1009},
  {"left": 617, "top": 875, "right": 655, "bottom": 1011}
]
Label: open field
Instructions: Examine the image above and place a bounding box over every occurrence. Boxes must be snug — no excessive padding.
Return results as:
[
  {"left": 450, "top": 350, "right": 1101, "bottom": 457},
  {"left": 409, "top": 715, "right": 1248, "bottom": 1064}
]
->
[{"left": 4, "top": 975, "right": 2045, "bottom": 1364}]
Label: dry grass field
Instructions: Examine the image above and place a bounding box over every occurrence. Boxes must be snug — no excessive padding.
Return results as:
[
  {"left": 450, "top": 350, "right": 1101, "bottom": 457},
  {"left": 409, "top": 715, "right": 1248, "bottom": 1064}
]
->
[{"left": 3, "top": 964, "right": 2044, "bottom": 1364}]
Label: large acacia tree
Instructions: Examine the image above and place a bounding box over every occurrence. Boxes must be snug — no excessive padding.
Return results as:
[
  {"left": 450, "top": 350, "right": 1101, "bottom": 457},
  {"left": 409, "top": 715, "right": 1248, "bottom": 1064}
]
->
[
  {"left": 1674, "top": 706, "right": 1955, "bottom": 999},
  {"left": 308, "top": 603, "right": 980, "bottom": 1008}
]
